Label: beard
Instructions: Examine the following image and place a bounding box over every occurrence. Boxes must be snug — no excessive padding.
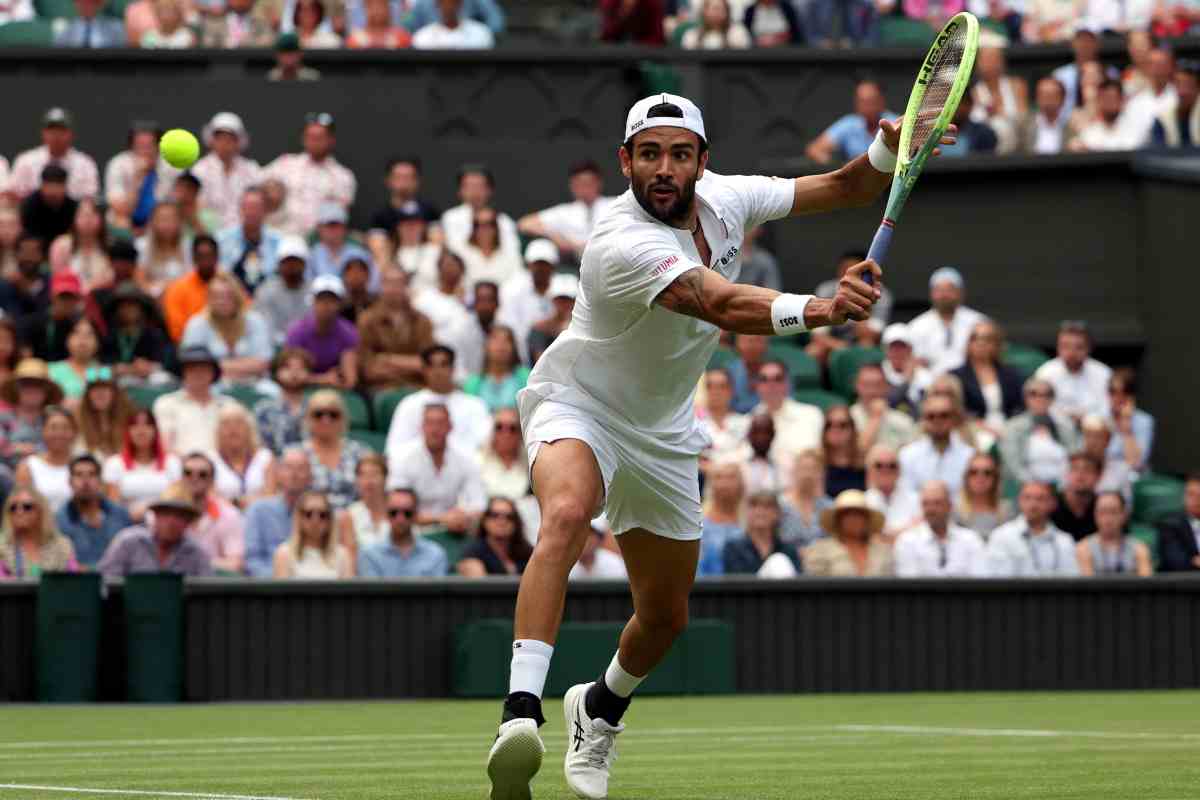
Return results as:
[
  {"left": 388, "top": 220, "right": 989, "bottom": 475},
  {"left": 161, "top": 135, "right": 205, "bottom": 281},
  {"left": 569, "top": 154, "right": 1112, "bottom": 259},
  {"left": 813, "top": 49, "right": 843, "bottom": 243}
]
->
[{"left": 631, "top": 171, "right": 698, "bottom": 226}]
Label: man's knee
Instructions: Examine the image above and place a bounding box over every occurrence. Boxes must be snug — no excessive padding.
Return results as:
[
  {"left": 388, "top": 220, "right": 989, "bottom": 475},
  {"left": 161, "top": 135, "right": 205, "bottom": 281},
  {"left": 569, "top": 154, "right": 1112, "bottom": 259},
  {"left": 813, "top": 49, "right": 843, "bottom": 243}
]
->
[{"left": 534, "top": 496, "right": 593, "bottom": 564}]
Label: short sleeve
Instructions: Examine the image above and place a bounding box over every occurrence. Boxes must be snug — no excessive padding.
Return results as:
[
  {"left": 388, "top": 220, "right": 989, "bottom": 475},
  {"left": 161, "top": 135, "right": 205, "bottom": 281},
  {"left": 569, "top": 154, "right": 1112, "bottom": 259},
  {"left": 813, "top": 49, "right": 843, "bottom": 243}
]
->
[
  {"left": 598, "top": 225, "right": 702, "bottom": 309},
  {"left": 717, "top": 174, "right": 796, "bottom": 231}
]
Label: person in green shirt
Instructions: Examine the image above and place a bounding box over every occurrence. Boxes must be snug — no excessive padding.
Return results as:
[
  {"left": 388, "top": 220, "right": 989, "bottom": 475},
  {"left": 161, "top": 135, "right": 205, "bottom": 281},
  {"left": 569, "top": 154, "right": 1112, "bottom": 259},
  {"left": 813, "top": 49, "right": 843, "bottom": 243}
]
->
[{"left": 462, "top": 324, "right": 529, "bottom": 414}]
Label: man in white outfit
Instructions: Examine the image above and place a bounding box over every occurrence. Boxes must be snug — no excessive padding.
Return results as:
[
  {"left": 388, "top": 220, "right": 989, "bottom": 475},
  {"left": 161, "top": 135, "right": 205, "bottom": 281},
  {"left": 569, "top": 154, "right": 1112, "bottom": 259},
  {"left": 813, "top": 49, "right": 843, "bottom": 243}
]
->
[
  {"left": 987, "top": 481, "right": 1080, "bottom": 577},
  {"left": 894, "top": 480, "right": 989, "bottom": 577},
  {"left": 906, "top": 266, "right": 985, "bottom": 375},
  {"left": 485, "top": 93, "right": 947, "bottom": 800}
]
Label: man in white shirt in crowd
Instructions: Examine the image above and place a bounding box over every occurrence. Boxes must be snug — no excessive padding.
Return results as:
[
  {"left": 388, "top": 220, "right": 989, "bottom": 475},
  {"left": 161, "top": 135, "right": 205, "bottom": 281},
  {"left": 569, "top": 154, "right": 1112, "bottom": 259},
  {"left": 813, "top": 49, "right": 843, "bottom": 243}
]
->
[
  {"left": 1070, "top": 80, "right": 1146, "bottom": 152},
  {"left": 988, "top": 480, "right": 1079, "bottom": 576},
  {"left": 192, "top": 112, "right": 262, "bottom": 231},
  {"left": 387, "top": 403, "right": 486, "bottom": 535},
  {"left": 880, "top": 322, "right": 932, "bottom": 413},
  {"left": 385, "top": 344, "right": 492, "bottom": 454},
  {"left": 751, "top": 359, "right": 823, "bottom": 482},
  {"left": 8, "top": 107, "right": 100, "bottom": 201},
  {"left": 103, "top": 121, "right": 180, "bottom": 230},
  {"left": 1034, "top": 319, "right": 1112, "bottom": 424},
  {"left": 518, "top": 160, "right": 616, "bottom": 264},
  {"left": 411, "top": 0, "right": 494, "bottom": 48},
  {"left": 152, "top": 346, "right": 240, "bottom": 457},
  {"left": 894, "top": 480, "right": 989, "bottom": 577},
  {"left": 569, "top": 521, "right": 628, "bottom": 580},
  {"left": 439, "top": 163, "right": 519, "bottom": 257},
  {"left": 262, "top": 112, "right": 356, "bottom": 236},
  {"left": 1022, "top": 77, "right": 1072, "bottom": 154},
  {"left": 907, "top": 266, "right": 986, "bottom": 376},
  {"left": 498, "top": 239, "right": 557, "bottom": 364},
  {"left": 851, "top": 362, "right": 917, "bottom": 453},
  {"left": 864, "top": 444, "right": 921, "bottom": 538},
  {"left": 1123, "top": 46, "right": 1178, "bottom": 143},
  {"left": 696, "top": 367, "right": 750, "bottom": 467},
  {"left": 1052, "top": 26, "right": 1101, "bottom": 115},
  {"left": 898, "top": 394, "right": 975, "bottom": 496}
]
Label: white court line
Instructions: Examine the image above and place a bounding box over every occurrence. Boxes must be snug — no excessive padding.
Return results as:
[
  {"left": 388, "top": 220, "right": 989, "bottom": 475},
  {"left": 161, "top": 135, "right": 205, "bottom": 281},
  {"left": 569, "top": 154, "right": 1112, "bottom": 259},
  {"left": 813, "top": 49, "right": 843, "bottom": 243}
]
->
[
  {"left": 0, "top": 785, "right": 310, "bottom": 800},
  {"left": 834, "top": 724, "right": 1200, "bottom": 741}
]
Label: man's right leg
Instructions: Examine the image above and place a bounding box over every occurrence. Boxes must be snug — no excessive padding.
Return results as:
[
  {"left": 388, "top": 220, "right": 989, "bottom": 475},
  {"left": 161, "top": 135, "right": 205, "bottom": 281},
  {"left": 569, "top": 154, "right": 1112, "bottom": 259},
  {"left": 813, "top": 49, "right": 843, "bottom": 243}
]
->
[{"left": 488, "top": 438, "right": 604, "bottom": 800}]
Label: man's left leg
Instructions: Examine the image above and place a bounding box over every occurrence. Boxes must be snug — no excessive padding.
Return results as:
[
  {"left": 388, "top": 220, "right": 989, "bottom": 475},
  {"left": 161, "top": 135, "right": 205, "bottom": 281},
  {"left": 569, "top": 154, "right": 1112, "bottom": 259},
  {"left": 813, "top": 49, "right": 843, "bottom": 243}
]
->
[{"left": 563, "top": 528, "right": 699, "bottom": 800}]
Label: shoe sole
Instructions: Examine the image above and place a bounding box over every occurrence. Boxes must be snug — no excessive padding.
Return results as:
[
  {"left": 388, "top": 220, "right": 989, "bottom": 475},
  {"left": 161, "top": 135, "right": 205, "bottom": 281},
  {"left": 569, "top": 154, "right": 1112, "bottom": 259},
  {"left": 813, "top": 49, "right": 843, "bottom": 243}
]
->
[
  {"left": 563, "top": 683, "right": 606, "bottom": 800},
  {"left": 488, "top": 726, "right": 544, "bottom": 800}
]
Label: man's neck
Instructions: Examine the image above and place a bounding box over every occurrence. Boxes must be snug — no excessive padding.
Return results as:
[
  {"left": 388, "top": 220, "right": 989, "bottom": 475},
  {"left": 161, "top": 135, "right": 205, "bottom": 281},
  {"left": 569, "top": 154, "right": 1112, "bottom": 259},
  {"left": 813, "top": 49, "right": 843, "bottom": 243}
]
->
[
  {"left": 282, "top": 275, "right": 303, "bottom": 290},
  {"left": 186, "top": 387, "right": 211, "bottom": 403},
  {"left": 930, "top": 522, "right": 948, "bottom": 540},
  {"left": 427, "top": 444, "right": 446, "bottom": 466},
  {"left": 1027, "top": 519, "right": 1048, "bottom": 535},
  {"left": 747, "top": 527, "right": 774, "bottom": 549},
  {"left": 391, "top": 190, "right": 414, "bottom": 206},
  {"left": 73, "top": 497, "right": 101, "bottom": 515},
  {"left": 764, "top": 397, "right": 783, "bottom": 414},
  {"left": 283, "top": 491, "right": 303, "bottom": 509},
  {"left": 390, "top": 531, "right": 414, "bottom": 551},
  {"left": 242, "top": 222, "right": 262, "bottom": 239},
  {"left": 307, "top": 152, "right": 327, "bottom": 164},
  {"left": 930, "top": 434, "right": 951, "bottom": 452},
  {"left": 46, "top": 146, "right": 68, "bottom": 160},
  {"left": 707, "top": 406, "right": 728, "bottom": 424},
  {"left": 937, "top": 307, "right": 956, "bottom": 323}
]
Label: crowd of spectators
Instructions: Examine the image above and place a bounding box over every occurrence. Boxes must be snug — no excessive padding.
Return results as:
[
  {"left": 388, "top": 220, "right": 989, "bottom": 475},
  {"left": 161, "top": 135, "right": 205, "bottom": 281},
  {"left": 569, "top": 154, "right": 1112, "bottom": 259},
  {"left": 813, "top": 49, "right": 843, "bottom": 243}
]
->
[{"left": 0, "top": 96, "right": 1193, "bottom": 586}]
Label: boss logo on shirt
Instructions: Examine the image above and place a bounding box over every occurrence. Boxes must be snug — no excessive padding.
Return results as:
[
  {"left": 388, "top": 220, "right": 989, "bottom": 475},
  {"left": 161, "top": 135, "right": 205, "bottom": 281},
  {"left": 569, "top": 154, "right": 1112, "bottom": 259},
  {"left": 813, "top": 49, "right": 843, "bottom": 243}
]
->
[
  {"left": 779, "top": 316, "right": 800, "bottom": 328},
  {"left": 649, "top": 254, "right": 679, "bottom": 276}
]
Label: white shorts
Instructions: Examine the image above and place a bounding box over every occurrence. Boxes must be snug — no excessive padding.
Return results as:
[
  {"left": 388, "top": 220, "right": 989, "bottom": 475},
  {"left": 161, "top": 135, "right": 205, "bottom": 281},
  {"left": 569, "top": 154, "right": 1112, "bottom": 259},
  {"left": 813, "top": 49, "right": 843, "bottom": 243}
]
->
[{"left": 522, "top": 399, "right": 703, "bottom": 541}]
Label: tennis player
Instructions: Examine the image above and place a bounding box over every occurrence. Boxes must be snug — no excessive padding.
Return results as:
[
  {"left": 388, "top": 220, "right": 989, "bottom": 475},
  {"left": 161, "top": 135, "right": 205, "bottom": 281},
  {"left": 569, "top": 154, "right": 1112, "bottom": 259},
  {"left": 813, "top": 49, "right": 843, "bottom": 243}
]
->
[{"left": 487, "top": 93, "right": 936, "bottom": 800}]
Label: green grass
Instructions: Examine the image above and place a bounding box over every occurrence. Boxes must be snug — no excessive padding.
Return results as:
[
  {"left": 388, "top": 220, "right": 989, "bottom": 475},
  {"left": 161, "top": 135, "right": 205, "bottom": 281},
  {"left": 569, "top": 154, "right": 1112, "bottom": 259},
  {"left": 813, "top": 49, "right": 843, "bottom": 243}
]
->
[{"left": 1, "top": 692, "right": 1198, "bottom": 799}]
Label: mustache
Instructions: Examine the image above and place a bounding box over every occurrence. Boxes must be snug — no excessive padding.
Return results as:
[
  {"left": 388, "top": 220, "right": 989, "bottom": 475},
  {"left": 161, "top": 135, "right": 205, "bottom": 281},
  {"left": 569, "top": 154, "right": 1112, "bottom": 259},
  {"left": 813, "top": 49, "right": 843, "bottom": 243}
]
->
[{"left": 650, "top": 179, "right": 677, "bottom": 190}]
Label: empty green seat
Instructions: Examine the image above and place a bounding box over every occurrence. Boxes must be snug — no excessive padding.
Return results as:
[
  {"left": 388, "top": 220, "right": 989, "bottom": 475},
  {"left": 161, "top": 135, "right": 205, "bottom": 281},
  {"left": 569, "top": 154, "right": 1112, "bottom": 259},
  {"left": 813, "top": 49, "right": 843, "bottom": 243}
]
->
[
  {"left": 1003, "top": 343, "right": 1049, "bottom": 380},
  {"left": 348, "top": 429, "right": 386, "bottom": 454},
  {"left": 878, "top": 16, "right": 938, "bottom": 46},
  {"left": 373, "top": 387, "right": 415, "bottom": 433},
  {"left": 34, "top": 0, "right": 76, "bottom": 17},
  {"left": 0, "top": 19, "right": 55, "bottom": 45},
  {"left": 792, "top": 388, "right": 846, "bottom": 412},
  {"left": 1127, "top": 522, "right": 1160, "bottom": 568},
  {"left": 707, "top": 346, "right": 737, "bottom": 372},
  {"left": 828, "top": 346, "right": 883, "bottom": 401},
  {"left": 767, "top": 344, "right": 821, "bottom": 391},
  {"left": 222, "top": 385, "right": 268, "bottom": 412},
  {"left": 424, "top": 529, "right": 468, "bottom": 573},
  {"left": 1132, "top": 474, "right": 1185, "bottom": 524},
  {"left": 126, "top": 384, "right": 176, "bottom": 411}
]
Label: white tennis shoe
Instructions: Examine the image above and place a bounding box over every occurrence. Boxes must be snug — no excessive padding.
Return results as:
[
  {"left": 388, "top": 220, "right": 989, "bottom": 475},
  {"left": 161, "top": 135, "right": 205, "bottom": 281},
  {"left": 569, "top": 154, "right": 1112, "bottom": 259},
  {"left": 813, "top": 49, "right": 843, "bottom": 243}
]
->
[
  {"left": 562, "top": 682, "right": 624, "bottom": 800},
  {"left": 487, "top": 717, "right": 545, "bottom": 800}
]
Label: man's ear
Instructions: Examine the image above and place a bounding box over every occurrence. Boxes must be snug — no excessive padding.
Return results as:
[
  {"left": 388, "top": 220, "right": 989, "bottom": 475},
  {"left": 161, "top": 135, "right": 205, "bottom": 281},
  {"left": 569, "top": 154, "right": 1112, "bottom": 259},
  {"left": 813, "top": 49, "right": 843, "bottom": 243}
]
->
[
  {"left": 618, "top": 145, "right": 632, "bottom": 180},
  {"left": 697, "top": 149, "right": 710, "bottom": 180}
]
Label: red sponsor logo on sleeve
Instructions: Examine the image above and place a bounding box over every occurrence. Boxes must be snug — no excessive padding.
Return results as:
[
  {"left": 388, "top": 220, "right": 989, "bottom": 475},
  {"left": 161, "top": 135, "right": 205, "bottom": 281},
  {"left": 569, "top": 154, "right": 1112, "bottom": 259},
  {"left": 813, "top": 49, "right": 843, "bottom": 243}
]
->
[{"left": 649, "top": 254, "right": 679, "bottom": 277}]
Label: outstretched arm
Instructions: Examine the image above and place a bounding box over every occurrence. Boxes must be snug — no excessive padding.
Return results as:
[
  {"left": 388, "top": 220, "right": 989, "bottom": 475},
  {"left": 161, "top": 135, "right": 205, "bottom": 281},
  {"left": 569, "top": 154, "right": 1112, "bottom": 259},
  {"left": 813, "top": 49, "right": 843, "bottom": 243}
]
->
[{"left": 655, "top": 260, "right": 881, "bottom": 335}]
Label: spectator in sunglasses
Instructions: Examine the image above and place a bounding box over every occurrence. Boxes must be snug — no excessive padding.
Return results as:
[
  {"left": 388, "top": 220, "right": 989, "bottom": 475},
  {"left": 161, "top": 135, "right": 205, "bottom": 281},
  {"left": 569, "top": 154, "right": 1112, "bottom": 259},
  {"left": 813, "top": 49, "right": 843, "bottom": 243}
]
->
[
  {"left": 953, "top": 452, "right": 1013, "bottom": 540},
  {"left": 999, "top": 377, "right": 1080, "bottom": 487},
  {"left": 179, "top": 451, "right": 245, "bottom": 574},
  {"left": 477, "top": 408, "right": 528, "bottom": 501},
  {"left": 457, "top": 496, "right": 532, "bottom": 577},
  {"left": 336, "top": 453, "right": 389, "bottom": 568},
  {"left": 273, "top": 489, "right": 352, "bottom": 578},
  {"left": 302, "top": 389, "right": 370, "bottom": 510},
  {"left": 863, "top": 443, "right": 921, "bottom": 539},
  {"left": 358, "top": 488, "right": 448, "bottom": 578},
  {"left": 0, "top": 486, "right": 77, "bottom": 578},
  {"left": 898, "top": 394, "right": 975, "bottom": 496},
  {"left": 97, "top": 483, "right": 212, "bottom": 579}
]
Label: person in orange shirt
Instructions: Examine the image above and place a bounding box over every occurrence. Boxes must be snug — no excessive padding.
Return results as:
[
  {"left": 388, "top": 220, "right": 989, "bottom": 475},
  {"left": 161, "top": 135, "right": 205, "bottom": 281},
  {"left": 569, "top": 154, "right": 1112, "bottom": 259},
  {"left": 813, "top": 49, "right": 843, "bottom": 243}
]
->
[{"left": 162, "top": 235, "right": 220, "bottom": 342}]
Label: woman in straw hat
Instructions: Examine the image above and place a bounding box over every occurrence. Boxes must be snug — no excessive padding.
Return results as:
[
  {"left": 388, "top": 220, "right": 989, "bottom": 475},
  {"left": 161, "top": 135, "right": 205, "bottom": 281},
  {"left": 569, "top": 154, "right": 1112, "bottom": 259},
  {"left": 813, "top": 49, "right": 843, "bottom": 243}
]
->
[
  {"left": 0, "top": 485, "right": 76, "bottom": 578},
  {"left": 805, "top": 489, "right": 894, "bottom": 577},
  {"left": 0, "top": 359, "right": 64, "bottom": 469}
]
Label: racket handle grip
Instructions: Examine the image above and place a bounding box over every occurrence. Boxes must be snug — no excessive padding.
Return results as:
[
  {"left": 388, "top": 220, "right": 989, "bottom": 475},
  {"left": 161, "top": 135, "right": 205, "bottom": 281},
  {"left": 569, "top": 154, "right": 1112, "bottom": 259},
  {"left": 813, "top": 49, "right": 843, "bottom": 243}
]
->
[{"left": 864, "top": 219, "right": 895, "bottom": 286}]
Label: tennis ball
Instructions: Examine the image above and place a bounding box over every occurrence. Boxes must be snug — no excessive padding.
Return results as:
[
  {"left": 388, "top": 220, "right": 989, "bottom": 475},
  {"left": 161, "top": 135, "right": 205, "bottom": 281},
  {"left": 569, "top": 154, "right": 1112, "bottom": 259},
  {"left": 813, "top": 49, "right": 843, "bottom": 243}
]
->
[{"left": 160, "top": 129, "right": 200, "bottom": 170}]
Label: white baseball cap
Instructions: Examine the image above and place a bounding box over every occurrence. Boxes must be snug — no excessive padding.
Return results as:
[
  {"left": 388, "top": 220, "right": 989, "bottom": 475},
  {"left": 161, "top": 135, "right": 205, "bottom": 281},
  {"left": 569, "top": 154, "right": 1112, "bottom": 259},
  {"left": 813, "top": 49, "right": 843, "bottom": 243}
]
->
[
  {"left": 276, "top": 235, "right": 309, "bottom": 262},
  {"left": 309, "top": 274, "right": 345, "bottom": 301},
  {"left": 202, "top": 111, "right": 249, "bottom": 150},
  {"left": 623, "top": 93, "right": 707, "bottom": 146},
  {"left": 928, "top": 266, "right": 964, "bottom": 289},
  {"left": 882, "top": 322, "right": 912, "bottom": 347},
  {"left": 548, "top": 273, "right": 579, "bottom": 300},
  {"left": 523, "top": 238, "right": 559, "bottom": 266}
]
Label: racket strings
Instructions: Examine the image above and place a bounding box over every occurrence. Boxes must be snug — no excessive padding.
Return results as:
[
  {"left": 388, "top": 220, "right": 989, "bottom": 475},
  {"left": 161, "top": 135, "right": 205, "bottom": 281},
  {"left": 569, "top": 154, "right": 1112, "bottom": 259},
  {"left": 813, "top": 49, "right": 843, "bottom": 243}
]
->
[{"left": 909, "top": 22, "right": 969, "bottom": 159}]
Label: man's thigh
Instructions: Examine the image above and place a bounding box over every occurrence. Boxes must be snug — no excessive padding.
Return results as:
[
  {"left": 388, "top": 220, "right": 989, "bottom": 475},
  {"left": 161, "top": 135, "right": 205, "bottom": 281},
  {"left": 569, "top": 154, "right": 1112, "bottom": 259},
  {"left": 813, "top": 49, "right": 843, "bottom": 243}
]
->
[{"left": 528, "top": 438, "right": 606, "bottom": 520}]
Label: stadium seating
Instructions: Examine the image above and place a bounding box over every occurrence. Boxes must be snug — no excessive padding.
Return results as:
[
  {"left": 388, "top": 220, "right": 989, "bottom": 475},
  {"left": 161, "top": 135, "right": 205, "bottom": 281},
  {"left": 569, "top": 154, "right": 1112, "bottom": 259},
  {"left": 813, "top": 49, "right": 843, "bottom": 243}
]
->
[
  {"left": 0, "top": 19, "right": 55, "bottom": 46},
  {"left": 126, "top": 384, "right": 175, "bottom": 411},
  {"left": 767, "top": 343, "right": 821, "bottom": 391},
  {"left": 372, "top": 387, "right": 415, "bottom": 433},
  {"left": 829, "top": 346, "right": 883, "bottom": 401},
  {"left": 1128, "top": 522, "right": 1160, "bottom": 568},
  {"left": 348, "top": 428, "right": 386, "bottom": 454},
  {"left": 1003, "top": 343, "right": 1050, "bottom": 380},
  {"left": 1133, "top": 474, "right": 1186, "bottom": 524},
  {"left": 792, "top": 388, "right": 847, "bottom": 412},
  {"left": 222, "top": 385, "right": 269, "bottom": 412}
]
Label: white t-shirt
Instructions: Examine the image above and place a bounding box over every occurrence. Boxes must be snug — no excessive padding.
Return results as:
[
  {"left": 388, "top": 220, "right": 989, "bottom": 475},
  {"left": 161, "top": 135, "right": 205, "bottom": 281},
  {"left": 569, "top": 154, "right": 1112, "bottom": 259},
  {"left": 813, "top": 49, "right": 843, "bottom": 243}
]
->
[
  {"left": 1034, "top": 357, "right": 1112, "bottom": 420},
  {"left": 411, "top": 18, "right": 494, "bottom": 49},
  {"left": 518, "top": 171, "right": 794, "bottom": 454},
  {"left": 894, "top": 522, "right": 990, "bottom": 577},
  {"left": 907, "top": 305, "right": 986, "bottom": 376},
  {"left": 498, "top": 271, "right": 553, "bottom": 364},
  {"left": 569, "top": 547, "right": 629, "bottom": 580},
  {"left": 213, "top": 448, "right": 274, "bottom": 502},
  {"left": 385, "top": 388, "right": 493, "bottom": 456},
  {"left": 440, "top": 204, "right": 520, "bottom": 258},
  {"left": 385, "top": 439, "right": 487, "bottom": 517},
  {"left": 103, "top": 454, "right": 183, "bottom": 507},
  {"left": 533, "top": 197, "right": 618, "bottom": 247}
]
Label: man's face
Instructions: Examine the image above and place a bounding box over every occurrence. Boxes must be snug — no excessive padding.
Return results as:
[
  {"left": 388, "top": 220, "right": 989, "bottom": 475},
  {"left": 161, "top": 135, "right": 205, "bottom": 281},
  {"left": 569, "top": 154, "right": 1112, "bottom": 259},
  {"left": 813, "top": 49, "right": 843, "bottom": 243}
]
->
[
  {"left": 421, "top": 408, "right": 451, "bottom": 449},
  {"left": 279, "top": 256, "right": 306, "bottom": 283},
  {"left": 552, "top": 296, "right": 575, "bottom": 317},
  {"left": 747, "top": 416, "right": 774, "bottom": 456},
  {"left": 40, "top": 180, "right": 67, "bottom": 207},
  {"left": 318, "top": 221, "right": 346, "bottom": 247},
  {"left": 569, "top": 170, "right": 602, "bottom": 205},
  {"left": 930, "top": 280, "right": 961, "bottom": 314},
  {"left": 709, "top": 464, "right": 742, "bottom": 503},
  {"left": 50, "top": 292, "right": 80, "bottom": 320},
  {"left": 458, "top": 172, "right": 492, "bottom": 209},
  {"left": 1176, "top": 71, "right": 1199, "bottom": 110},
  {"left": 1083, "top": 426, "right": 1110, "bottom": 457},
  {"left": 437, "top": 0, "right": 460, "bottom": 22},
  {"left": 920, "top": 484, "right": 952, "bottom": 529},
  {"left": 387, "top": 492, "right": 417, "bottom": 537},
  {"left": 16, "top": 240, "right": 43, "bottom": 274},
  {"left": 112, "top": 257, "right": 136, "bottom": 283},
  {"left": 854, "top": 82, "right": 885, "bottom": 122},
  {"left": 620, "top": 127, "right": 707, "bottom": 226},
  {"left": 1148, "top": 49, "right": 1175, "bottom": 87},
  {"left": 1185, "top": 480, "right": 1200, "bottom": 519},
  {"left": 529, "top": 259, "right": 554, "bottom": 286},
  {"left": 42, "top": 125, "right": 72, "bottom": 154},
  {"left": 854, "top": 366, "right": 886, "bottom": 403},
  {"left": 887, "top": 340, "right": 911, "bottom": 369},
  {"left": 704, "top": 370, "right": 732, "bottom": 412},
  {"left": 1019, "top": 483, "right": 1055, "bottom": 526},
  {"left": 240, "top": 191, "right": 266, "bottom": 228},
  {"left": 182, "top": 362, "right": 215, "bottom": 394},
  {"left": 303, "top": 124, "right": 334, "bottom": 160},
  {"left": 380, "top": 270, "right": 410, "bottom": 306},
  {"left": 277, "top": 50, "right": 302, "bottom": 71},
  {"left": 278, "top": 451, "right": 312, "bottom": 494},
  {"left": 276, "top": 356, "right": 310, "bottom": 391},
  {"left": 313, "top": 294, "right": 341, "bottom": 324},
  {"left": 1098, "top": 85, "right": 1123, "bottom": 121},
  {"left": 194, "top": 243, "right": 218, "bottom": 279},
  {"left": 211, "top": 130, "right": 239, "bottom": 160},
  {"left": 754, "top": 363, "right": 788, "bottom": 407},
  {"left": 1036, "top": 78, "right": 1066, "bottom": 117},
  {"left": 1066, "top": 457, "right": 1100, "bottom": 494},
  {"left": 1057, "top": 331, "right": 1089, "bottom": 371},
  {"left": 388, "top": 162, "right": 420, "bottom": 197},
  {"left": 735, "top": 333, "right": 767, "bottom": 364},
  {"left": 423, "top": 352, "right": 455, "bottom": 393},
  {"left": 342, "top": 262, "right": 370, "bottom": 293},
  {"left": 182, "top": 457, "right": 214, "bottom": 498},
  {"left": 69, "top": 461, "right": 102, "bottom": 502},
  {"left": 153, "top": 509, "right": 193, "bottom": 545},
  {"left": 1073, "top": 31, "right": 1099, "bottom": 63},
  {"left": 474, "top": 285, "right": 498, "bottom": 322},
  {"left": 922, "top": 397, "right": 955, "bottom": 439},
  {"left": 867, "top": 449, "right": 899, "bottom": 490}
]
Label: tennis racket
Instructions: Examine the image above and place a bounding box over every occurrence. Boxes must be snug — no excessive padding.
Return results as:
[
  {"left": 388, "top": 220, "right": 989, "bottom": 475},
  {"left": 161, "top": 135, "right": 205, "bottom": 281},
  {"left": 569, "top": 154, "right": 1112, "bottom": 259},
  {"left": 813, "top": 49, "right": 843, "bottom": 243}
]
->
[{"left": 864, "top": 12, "right": 980, "bottom": 281}]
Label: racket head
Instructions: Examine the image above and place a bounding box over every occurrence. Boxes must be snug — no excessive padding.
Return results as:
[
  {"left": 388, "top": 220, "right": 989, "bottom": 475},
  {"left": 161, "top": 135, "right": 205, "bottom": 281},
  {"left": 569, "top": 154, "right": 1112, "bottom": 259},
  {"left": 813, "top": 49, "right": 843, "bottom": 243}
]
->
[{"left": 884, "top": 12, "right": 980, "bottom": 220}]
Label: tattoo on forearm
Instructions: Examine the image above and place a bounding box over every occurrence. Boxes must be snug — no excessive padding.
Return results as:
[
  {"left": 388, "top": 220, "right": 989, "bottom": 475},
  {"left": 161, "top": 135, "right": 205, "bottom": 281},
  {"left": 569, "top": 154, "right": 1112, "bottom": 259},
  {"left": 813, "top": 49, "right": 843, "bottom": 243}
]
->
[{"left": 658, "top": 268, "right": 709, "bottom": 319}]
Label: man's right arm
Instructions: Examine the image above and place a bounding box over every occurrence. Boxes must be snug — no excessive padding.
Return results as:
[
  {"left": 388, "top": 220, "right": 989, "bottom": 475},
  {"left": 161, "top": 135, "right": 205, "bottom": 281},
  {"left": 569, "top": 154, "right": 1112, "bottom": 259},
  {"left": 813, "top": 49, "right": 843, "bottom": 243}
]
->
[{"left": 654, "top": 261, "right": 880, "bottom": 335}]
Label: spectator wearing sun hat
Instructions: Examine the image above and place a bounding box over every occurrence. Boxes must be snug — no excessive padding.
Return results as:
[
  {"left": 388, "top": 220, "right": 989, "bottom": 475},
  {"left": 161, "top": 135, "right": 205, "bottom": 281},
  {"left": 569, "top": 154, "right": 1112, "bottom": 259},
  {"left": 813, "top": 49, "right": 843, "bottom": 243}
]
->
[
  {"left": 906, "top": 267, "right": 986, "bottom": 376},
  {"left": 192, "top": 112, "right": 262, "bottom": 232},
  {"left": 98, "top": 483, "right": 213, "bottom": 578},
  {"left": 804, "top": 489, "right": 894, "bottom": 576},
  {"left": 284, "top": 275, "right": 359, "bottom": 389}
]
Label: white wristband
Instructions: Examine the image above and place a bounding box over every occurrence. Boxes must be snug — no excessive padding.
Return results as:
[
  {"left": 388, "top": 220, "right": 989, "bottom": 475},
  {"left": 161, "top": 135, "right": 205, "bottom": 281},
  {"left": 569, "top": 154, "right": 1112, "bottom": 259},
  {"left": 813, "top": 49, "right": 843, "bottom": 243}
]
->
[
  {"left": 770, "top": 293, "right": 813, "bottom": 336},
  {"left": 867, "top": 129, "right": 898, "bottom": 173}
]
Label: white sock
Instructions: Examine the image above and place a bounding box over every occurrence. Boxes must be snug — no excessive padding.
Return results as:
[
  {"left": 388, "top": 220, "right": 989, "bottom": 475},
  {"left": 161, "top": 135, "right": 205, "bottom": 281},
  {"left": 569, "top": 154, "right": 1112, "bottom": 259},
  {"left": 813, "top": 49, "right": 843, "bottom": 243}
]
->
[
  {"left": 508, "top": 639, "right": 554, "bottom": 698},
  {"left": 603, "top": 652, "right": 645, "bottom": 699}
]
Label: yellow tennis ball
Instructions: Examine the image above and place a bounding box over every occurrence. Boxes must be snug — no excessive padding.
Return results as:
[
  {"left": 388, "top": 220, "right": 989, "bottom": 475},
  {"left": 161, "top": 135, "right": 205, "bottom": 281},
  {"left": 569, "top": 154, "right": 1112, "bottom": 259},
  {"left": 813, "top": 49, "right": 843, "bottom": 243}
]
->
[{"left": 160, "top": 129, "right": 200, "bottom": 169}]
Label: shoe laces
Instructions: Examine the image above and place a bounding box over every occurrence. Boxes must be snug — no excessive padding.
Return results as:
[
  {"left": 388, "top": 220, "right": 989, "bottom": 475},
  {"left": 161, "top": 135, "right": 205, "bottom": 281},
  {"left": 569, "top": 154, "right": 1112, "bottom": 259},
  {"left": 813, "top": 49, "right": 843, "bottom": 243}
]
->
[{"left": 584, "top": 720, "right": 623, "bottom": 771}]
